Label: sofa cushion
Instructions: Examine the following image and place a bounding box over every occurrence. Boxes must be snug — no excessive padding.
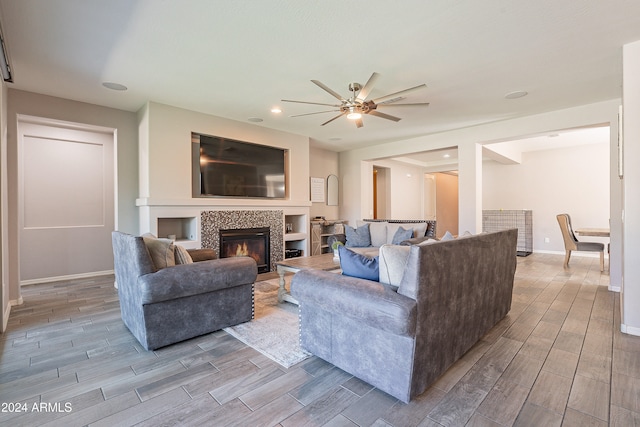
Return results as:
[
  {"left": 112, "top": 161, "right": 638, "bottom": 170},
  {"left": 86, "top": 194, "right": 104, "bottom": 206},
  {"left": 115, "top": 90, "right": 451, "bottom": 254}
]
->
[
  {"left": 339, "top": 245, "right": 379, "bottom": 281},
  {"left": 345, "top": 223, "right": 372, "bottom": 248},
  {"left": 379, "top": 244, "right": 411, "bottom": 290},
  {"left": 358, "top": 220, "right": 388, "bottom": 247},
  {"left": 142, "top": 235, "right": 176, "bottom": 270},
  {"left": 391, "top": 226, "right": 414, "bottom": 245},
  {"left": 174, "top": 244, "right": 194, "bottom": 265}
]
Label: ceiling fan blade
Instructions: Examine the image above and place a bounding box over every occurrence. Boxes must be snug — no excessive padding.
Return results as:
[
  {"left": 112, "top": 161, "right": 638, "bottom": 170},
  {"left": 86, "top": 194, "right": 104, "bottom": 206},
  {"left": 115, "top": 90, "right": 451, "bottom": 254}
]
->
[
  {"left": 290, "top": 109, "right": 342, "bottom": 118},
  {"left": 355, "top": 72, "right": 380, "bottom": 102},
  {"left": 321, "top": 112, "right": 346, "bottom": 126},
  {"left": 368, "top": 110, "right": 402, "bottom": 122},
  {"left": 311, "top": 80, "right": 346, "bottom": 101},
  {"left": 377, "top": 102, "right": 430, "bottom": 107},
  {"left": 281, "top": 99, "right": 342, "bottom": 107},
  {"left": 372, "top": 84, "right": 427, "bottom": 105},
  {"left": 355, "top": 118, "right": 364, "bottom": 128}
]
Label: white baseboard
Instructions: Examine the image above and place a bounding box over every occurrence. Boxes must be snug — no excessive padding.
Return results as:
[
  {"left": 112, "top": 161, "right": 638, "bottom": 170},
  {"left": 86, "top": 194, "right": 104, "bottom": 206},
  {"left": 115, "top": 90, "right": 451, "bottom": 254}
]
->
[
  {"left": 2, "top": 301, "right": 10, "bottom": 332},
  {"left": 20, "top": 270, "right": 115, "bottom": 287},
  {"left": 621, "top": 324, "right": 640, "bottom": 337},
  {"left": 532, "top": 249, "right": 608, "bottom": 259}
]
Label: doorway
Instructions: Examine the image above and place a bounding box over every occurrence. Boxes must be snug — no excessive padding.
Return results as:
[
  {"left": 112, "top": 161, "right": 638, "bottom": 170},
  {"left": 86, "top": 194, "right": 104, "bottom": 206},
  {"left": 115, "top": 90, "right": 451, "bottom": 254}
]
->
[
  {"left": 18, "top": 117, "right": 116, "bottom": 284},
  {"left": 373, "top": 166, "right": 390, "bottom": 219},
  {"left": 424, "top": 172, "right": 459, "bottom": 238}
]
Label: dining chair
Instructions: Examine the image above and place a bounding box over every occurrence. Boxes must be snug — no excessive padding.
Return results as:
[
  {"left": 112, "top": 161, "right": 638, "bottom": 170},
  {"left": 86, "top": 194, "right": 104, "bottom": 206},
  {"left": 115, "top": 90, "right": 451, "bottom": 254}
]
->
[{"left": 556, "top": 214, "right": 604, "bottom": 272}]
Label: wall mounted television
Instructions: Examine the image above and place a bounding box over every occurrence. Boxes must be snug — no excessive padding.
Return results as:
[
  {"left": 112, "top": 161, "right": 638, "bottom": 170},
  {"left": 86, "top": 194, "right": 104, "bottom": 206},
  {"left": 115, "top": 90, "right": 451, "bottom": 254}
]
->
[{"left": 192, "top": 132, "right": 288, "bottom": 199}]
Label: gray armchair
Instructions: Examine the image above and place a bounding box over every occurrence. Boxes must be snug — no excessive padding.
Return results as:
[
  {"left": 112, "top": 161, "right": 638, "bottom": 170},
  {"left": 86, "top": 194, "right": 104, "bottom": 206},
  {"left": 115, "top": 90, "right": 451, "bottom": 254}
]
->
[{"left": 112, "top": 231, "right": 257, "bottom": 350}]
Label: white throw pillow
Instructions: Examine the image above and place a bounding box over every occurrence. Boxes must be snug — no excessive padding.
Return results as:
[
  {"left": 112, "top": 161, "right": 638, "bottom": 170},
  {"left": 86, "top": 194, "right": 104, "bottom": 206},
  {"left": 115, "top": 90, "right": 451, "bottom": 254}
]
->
[
  {"left": 358, "top": 221, "right": 388, "bottom": 247},
  {"left": 379, "top": 244, "right": 411, "bottom": 290}
]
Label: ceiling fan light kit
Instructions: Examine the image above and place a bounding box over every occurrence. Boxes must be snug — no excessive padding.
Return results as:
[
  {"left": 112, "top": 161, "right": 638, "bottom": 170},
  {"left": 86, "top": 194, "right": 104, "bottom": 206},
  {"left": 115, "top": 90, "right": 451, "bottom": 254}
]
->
[{"left": 282, "top": 72, "right": 429, "bottom": 128}]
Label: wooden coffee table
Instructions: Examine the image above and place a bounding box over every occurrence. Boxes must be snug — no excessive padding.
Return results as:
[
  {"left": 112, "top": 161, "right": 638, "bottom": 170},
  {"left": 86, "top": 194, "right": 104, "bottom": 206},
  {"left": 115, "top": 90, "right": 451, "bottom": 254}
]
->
[{"left": 276, "top": 253, "right": 341, "bottom": 304}]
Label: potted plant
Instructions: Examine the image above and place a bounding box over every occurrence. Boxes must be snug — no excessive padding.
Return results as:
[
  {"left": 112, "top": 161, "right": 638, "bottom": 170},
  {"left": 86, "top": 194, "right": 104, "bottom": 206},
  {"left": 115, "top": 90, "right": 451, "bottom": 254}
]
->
[{"left": 331, "top": 240, "right": 344, "bottom": 259}]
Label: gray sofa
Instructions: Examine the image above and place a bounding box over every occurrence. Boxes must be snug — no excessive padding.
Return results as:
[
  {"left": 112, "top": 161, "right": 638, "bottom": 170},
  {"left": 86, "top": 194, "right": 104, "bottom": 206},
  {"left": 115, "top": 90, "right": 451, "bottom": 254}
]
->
[
  {"left": 112, "top": 231, "right": 257, "bottom": 350},
  {"left": 328, "top": 219, "right": 437, "bottom": 257},
  {"left": 291, "top": 229, "right": 517, "bottom": 403}
]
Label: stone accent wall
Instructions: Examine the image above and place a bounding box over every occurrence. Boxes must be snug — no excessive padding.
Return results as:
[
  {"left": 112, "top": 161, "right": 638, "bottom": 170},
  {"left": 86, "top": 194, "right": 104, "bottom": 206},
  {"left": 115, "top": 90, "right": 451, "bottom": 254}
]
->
[{"left": 201, "top": 210, "right": 284, "bottom": 272}]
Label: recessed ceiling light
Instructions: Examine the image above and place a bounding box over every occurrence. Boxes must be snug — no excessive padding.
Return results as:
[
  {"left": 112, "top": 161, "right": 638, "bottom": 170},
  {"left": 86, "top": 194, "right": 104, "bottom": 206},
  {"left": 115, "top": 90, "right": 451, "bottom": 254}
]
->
[
  {"left": 443, "top": 153, "right": 451, "bottom": 158},
  {"left": 248, "top": 117, "right": 263, "bottom": 122},
  {"left": 504, "top": 90, "right": 528, "bottom": 99},
  {"left": 102, "top": 82, "right": 128, "bottom": 91},
  {"left": 271, "top": 107, "right": 282, "bottom": 113}
]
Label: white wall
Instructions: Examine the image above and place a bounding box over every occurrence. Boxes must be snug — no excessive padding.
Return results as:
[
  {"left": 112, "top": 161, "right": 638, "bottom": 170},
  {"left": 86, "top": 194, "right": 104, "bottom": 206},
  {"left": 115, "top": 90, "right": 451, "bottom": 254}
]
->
[
  {"left": 139, "top": 102, "right": 310, "bottom": 204},
  {"left": 483, "top": 143, "right": 610, "bottom": 253},
  {"left": 340, "top": 99, "right": 622, "bottom": 288},
  {"left": 309, "top": 145, "right": 340, "bottom": 220},
  {"left": 5, "top": 89, "right": 139, "bottom": 304},
  {"left": 370, "top": 159, "right": 425, "bottom": 220},
  {"left": 622, "top": 40, "right": 640, "bottom": 335},
  {"left": 1, "top": 81, "right": 8, "bottom": 331}
]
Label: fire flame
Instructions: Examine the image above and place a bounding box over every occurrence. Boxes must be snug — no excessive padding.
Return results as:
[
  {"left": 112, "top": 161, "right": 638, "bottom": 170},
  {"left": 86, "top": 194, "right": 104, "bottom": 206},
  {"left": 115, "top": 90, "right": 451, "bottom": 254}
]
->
[{"left": 235, "top": 242, "right": 249, "bottom": 256}]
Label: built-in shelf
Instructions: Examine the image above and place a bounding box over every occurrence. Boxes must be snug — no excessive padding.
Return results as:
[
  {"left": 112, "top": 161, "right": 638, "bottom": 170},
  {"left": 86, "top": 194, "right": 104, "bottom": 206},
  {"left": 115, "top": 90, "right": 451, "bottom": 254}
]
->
[
  {"left": 284, "top": 232, "right": 307, "bottom": 241},
  {"left": 284, "top": 211, "right": 308, "bottom": 257},
  {"left": 157, "top": 217, "right": 198, "bottom": 248}
]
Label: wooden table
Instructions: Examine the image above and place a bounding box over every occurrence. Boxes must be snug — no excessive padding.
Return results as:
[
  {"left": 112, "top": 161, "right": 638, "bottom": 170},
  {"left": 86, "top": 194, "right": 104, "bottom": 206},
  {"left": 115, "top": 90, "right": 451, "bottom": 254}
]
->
[
  {"left": 575, "top": 228, "right": 610, "bottom": 237},
  {"left": 276, "top": 253, "right": 341, "bottom": 304}
]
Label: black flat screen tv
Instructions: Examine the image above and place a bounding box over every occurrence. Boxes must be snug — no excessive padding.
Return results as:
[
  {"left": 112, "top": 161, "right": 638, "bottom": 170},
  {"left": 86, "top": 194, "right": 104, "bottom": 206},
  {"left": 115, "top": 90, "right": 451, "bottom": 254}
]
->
[{"left": 192, "top": 132, "right": 288, "bottom": 198}]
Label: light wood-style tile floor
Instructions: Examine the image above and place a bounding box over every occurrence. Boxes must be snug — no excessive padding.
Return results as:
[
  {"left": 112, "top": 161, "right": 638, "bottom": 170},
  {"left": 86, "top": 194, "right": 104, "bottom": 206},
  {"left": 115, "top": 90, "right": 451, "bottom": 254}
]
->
[{"left": 1, "top": 253, "right": 639, "bottom": 426}]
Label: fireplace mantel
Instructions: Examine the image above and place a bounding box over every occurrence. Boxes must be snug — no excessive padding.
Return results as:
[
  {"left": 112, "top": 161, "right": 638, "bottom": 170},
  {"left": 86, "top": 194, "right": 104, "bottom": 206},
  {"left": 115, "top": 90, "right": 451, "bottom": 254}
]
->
[{"left": 139, "top": 204, "right": 309, "bottom": 272}]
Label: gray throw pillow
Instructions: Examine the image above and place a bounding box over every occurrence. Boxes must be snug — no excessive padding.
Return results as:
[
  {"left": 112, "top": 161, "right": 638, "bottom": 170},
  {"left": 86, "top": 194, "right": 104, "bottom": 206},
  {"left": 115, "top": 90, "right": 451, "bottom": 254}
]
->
[
  {"left": 345, "top": 223, "right": 371, "bottom": 247},
  {"left": 391, "top": 226, "right": 414, "bottom": 245},
  {"left": 441, "top": 231, "right": 455, "bottom": 241}
]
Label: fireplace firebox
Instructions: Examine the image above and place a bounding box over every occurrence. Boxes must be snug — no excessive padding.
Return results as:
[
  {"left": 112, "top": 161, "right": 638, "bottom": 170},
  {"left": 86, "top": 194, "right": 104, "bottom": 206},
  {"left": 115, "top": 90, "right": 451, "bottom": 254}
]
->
[{"left": 219, "top": 227, "right": 270, "bottom": 273}]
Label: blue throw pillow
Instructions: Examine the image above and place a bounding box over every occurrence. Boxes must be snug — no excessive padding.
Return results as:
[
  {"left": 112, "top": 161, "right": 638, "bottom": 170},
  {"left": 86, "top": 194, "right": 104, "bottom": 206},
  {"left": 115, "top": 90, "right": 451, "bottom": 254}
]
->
[
  {"left": 391, "top": 226, "right": 414, "bottom": 244},
  {"left": 345, "top": 223, "right": 371, "bottom": 247},
  {"left": 338, "top": 245, "right": 379, "bottom": 281}
]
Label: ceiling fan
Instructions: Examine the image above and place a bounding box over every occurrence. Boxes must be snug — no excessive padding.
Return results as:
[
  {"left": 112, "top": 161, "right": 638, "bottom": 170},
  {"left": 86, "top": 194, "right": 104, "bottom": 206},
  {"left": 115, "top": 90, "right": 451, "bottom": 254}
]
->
[{"left": 282, "top": 72, "right": 429, "bottom": 128}]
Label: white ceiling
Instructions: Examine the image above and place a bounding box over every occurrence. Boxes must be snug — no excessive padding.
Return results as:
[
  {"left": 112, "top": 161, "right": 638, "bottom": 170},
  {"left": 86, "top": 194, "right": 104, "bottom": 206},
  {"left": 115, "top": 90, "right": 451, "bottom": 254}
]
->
[
  {"left": 1, "top": 0, "right": 639, "bottom": 153},
  {"left": 386, "top": 125, "right": 610, "bottom": 170}
]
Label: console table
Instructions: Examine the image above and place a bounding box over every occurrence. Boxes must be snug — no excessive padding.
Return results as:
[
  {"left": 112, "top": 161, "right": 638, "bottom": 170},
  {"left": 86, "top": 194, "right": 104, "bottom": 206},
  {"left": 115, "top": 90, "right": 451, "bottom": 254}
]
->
[{"left": 310, "top": 219, "right": 347, "bottom": 256}]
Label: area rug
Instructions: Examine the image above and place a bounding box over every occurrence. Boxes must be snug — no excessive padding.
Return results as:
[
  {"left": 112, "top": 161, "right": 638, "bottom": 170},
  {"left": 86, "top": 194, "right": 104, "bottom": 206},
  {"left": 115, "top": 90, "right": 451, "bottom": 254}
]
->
[{"left": 223, "top": 278, "right": 311, "bottom": 368}]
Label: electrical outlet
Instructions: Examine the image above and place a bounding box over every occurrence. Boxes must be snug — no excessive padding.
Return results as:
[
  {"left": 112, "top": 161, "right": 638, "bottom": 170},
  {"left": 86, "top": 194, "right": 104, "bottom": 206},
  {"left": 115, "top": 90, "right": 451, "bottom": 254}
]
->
[{"left": 544, "top": 237, "right": 550, "bottom": 243}]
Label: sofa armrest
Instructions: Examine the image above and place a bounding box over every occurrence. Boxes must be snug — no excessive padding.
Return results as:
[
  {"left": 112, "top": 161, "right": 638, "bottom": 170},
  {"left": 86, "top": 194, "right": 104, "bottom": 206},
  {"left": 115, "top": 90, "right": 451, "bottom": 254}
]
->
[
  {"left": 187, "top": 248, "right": 217, "bottom": 262},
  {"left": 291, "top": 269, "right": 417, "bottom": 336},
  {"left": 138, "top": 256, "right": 257, "bottom": 304}
]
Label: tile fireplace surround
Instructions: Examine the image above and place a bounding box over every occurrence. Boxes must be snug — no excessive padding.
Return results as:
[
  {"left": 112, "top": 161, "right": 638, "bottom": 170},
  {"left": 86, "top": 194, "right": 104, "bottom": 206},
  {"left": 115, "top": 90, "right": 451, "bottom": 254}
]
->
[{"left": 201, "top": 210, "right": 284, "bottom": 272}]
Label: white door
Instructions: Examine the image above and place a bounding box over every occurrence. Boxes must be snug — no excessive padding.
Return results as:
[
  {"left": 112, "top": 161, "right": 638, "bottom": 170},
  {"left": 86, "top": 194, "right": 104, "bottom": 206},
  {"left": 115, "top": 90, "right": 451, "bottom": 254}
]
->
[{"left": 19, "top": 118, "right": 115, "bottom": 283}]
